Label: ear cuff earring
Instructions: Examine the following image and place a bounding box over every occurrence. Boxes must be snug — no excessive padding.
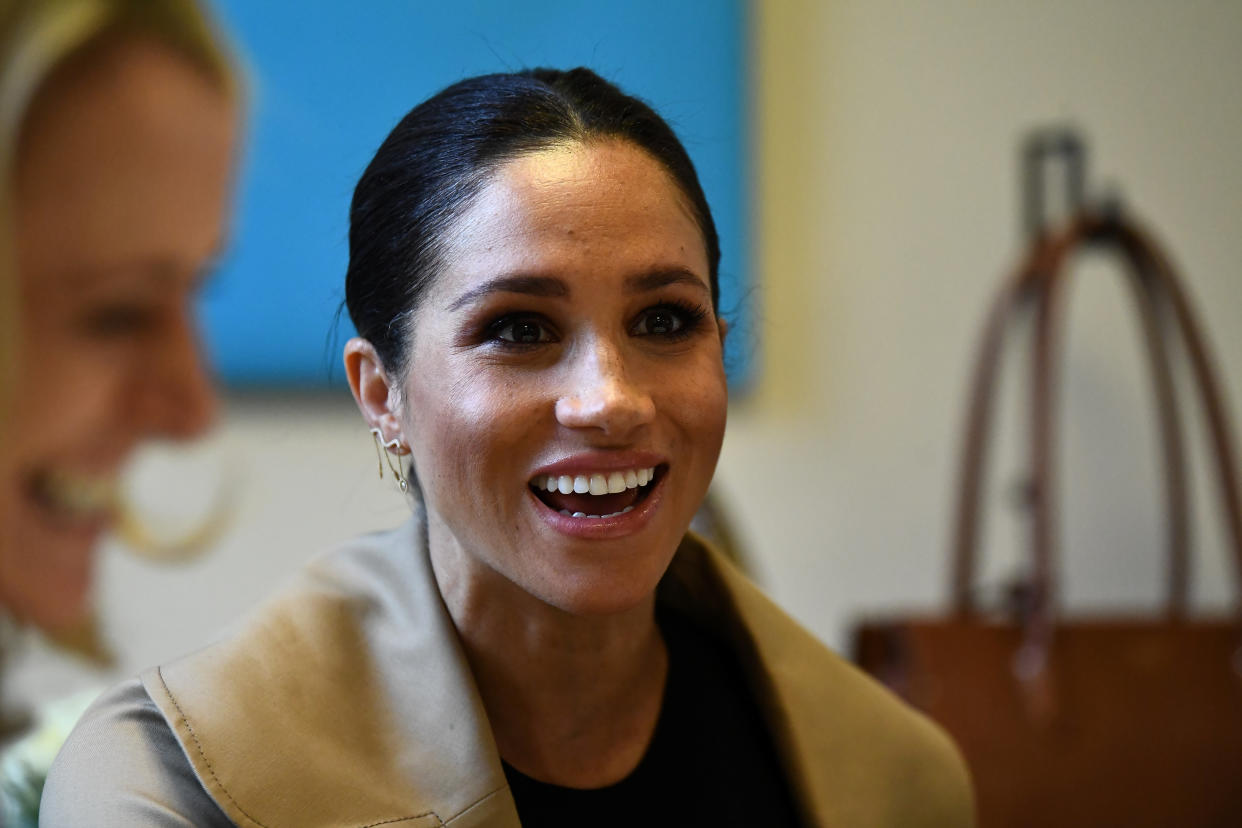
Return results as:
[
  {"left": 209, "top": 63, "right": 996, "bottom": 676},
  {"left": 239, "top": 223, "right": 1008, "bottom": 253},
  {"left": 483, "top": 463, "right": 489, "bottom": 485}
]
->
[{"left": 370, "top": 428, "right": 410, "bottom": 493}]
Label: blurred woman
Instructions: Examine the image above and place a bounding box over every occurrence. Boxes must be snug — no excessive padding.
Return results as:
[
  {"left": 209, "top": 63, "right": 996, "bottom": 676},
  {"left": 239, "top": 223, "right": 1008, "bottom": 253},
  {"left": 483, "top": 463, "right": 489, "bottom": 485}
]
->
[{"left": 0, "top": 0, "right": 238, "bottom": 655}]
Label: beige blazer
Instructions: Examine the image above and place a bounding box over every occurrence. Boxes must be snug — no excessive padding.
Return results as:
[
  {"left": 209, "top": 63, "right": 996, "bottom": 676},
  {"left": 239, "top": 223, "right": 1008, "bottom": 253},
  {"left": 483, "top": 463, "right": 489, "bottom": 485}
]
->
[{"left": 142, "top": 521, "right": 974, "bottom": 827}]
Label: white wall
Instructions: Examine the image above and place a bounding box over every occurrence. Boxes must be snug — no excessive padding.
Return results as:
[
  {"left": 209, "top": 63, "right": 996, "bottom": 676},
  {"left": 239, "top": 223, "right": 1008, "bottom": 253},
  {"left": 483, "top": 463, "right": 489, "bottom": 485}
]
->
[
  {"left": 13, "top": 0, "right": 1242, "bottom": 703},
  {"left": 735, "top": 0, "right": 1242, "bottom": 651}
]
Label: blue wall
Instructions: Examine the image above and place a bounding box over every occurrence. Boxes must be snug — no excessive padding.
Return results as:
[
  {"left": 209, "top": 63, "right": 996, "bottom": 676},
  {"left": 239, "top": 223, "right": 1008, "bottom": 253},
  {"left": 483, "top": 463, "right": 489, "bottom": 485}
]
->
[{"left": 203, "top": 0, "right": 750, "bottom": 388}]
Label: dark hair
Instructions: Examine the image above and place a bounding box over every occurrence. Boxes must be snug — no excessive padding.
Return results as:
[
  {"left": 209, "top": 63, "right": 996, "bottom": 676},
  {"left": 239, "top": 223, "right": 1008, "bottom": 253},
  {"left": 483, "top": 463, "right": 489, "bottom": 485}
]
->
[{"left": 344, "top": 67, "right": 720, "bottom": 377}]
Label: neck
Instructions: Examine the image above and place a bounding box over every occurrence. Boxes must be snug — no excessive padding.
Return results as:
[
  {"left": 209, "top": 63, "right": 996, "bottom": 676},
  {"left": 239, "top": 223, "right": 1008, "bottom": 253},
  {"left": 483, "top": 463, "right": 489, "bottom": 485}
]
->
[{"left": 429, "top": 532, "right": 668, "bottom": 789}]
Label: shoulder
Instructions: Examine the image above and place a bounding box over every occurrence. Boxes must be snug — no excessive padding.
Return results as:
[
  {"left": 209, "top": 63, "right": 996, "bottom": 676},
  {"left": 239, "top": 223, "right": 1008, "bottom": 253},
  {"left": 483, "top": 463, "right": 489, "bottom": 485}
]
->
[
  {"left": 132, "top": 519, "right": 511, "bottom": 827},
  {"left": 665, "top": 534, "right": 975, "bottom": 827},
  {"left": 790, "top": 643, "right": 976, "bottom": 827},
  {"left": 40, "top": 678, "right": 233, "bottom": 827}
]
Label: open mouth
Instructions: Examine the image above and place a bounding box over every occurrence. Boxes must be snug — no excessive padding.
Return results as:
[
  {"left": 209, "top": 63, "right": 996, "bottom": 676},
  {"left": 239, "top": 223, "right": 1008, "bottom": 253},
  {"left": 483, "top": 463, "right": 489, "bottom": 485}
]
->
[
  {"left": 529, "top": 466, "right": 663, "bottom": 519},
  {"left": 25, "top": 469, "right": 117, "bottom": 526}
]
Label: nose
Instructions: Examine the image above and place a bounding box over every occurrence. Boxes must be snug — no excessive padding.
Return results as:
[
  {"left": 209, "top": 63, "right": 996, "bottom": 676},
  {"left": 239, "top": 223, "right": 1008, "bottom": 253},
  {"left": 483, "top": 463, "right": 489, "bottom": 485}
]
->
[
  {"left": 555, "top": 338, "right": 655, "bottom": 439},
  {"left": 130, "top": 311, "right": 218, "bottom": 440}
]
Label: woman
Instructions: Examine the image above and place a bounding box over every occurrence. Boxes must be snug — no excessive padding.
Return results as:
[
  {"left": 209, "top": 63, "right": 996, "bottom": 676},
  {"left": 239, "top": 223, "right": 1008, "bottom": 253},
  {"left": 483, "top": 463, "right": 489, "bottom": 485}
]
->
[
  {"left": 43, "top": 69, "right": 974, "bottom": 826},
  {"left": 0, "top": 0, "right": 238, "bottom": 647}
]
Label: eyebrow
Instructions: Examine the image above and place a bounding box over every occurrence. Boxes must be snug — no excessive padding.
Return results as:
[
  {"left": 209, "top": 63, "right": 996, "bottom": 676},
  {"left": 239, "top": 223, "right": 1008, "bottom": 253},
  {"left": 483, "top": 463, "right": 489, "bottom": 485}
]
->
[
  {"left": 62, "top": 267, "right": 161, "bottom": 292},
  {"left": 446, "top": 267, "right": 709, "bottom": 311},
  {"left": 446, "top": 275, "right": 569, "bottom": 311},
  {"left": 59, "top": 249, "right": 225, "bottom": 294},
  {"left": 624, "top": 268, "right": 710, "bottom": 296}
]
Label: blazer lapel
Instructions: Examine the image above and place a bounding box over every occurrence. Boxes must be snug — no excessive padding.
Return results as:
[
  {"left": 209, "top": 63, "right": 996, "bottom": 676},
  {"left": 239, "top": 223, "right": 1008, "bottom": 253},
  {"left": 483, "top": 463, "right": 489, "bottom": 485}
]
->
[{"left": 145, "top": 520, "right": 522, "bottom": 828}]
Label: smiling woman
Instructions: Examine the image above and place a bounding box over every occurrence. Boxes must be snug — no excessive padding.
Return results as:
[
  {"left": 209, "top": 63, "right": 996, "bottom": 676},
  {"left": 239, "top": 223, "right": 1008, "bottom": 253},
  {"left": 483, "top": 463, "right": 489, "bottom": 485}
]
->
[
  {"left": 359, "top": 139, "right": 728, "bottom": 623},
  {"left": 0, "top": 0, "right": 237, "bottom": 674},
  {"left": 43, "top": 69, "right": 975, "bottom": 827}
]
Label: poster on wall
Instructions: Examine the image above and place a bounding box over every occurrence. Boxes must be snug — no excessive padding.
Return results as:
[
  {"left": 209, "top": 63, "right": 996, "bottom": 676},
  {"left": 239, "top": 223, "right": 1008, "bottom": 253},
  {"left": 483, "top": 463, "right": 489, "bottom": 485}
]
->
[{"left": 202, "top": 0, "right": 751, "bottom": 389}]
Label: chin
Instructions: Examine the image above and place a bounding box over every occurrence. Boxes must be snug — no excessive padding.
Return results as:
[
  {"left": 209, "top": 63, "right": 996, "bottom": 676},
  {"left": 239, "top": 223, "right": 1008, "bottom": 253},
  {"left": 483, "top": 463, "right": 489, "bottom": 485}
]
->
[
  {"left": 529, "top": 550, "right": 673, "bottom": 618},
  {"left": 1, "top": 580, "right": 93, "bottom": 634},
  {"left": 0, "top": 526, "right": 98, "bottom": 634},
  {"left": 35, "top": 580, "right": 94, "bottom": 634}
]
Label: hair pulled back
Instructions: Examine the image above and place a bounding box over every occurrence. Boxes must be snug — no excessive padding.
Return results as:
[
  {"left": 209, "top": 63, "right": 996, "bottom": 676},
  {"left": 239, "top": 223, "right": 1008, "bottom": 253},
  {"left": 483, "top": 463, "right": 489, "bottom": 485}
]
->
[{"left": 344, "top": 67, "right": 721, "bottom": 377}]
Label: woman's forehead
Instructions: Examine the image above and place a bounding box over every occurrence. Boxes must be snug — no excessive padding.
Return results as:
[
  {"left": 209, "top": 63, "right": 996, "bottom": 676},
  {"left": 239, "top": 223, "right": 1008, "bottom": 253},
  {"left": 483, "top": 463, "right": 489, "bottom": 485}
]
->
[
  {"left": 15, "top": 35, "right": 236, "bottom": 286},
  {"left": 432, "top": 141, "right": 710, "bottom": 302}
]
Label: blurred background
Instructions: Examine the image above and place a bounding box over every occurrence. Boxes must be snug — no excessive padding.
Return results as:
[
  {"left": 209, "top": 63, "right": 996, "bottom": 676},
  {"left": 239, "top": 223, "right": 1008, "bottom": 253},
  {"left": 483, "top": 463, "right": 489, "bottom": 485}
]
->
[{"left": 9, "top": 0, "right": 1242, "bottom": 708}]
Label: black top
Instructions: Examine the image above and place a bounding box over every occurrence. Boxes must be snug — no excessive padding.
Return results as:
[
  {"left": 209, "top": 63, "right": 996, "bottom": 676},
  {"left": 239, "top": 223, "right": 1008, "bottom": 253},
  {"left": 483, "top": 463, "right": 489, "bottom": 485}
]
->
[{"left": 502, "top": 607, "right": 803, "bottom": 827}]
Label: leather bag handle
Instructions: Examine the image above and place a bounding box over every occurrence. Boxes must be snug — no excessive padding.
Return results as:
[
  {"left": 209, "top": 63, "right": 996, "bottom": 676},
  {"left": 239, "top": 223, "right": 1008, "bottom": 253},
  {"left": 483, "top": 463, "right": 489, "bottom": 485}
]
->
[
  {"left": 951, "top": 215, "right": 1193, "bottom": 614},
  {"left": 949, "top": 210, "right": 1242, "bottom": 643},
  {"left": 949, "top": 133, "right": 1175, "bottom": 618}
]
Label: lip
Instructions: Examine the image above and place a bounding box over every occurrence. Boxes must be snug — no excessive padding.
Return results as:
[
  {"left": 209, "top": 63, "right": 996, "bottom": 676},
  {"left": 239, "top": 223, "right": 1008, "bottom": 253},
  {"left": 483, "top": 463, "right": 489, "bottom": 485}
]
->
[
  {"left": 24, "top": 487, "right": 112, "bottom": 543},
  {"left": 529, "top": 450, "right": 666, "bottom": 480},
  {"left": 527, "top": 451, "right": 667, "bottom": 540},
  {"left": 21, "top": 468, "right": 117, "bottom": 539}
]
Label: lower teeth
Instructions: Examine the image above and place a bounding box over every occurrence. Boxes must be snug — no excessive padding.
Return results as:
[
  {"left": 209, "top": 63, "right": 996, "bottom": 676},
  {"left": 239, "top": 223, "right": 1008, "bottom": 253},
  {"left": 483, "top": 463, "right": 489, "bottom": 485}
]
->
[{"left": 558, "top": 506, "right": 635, "bottom": 520}]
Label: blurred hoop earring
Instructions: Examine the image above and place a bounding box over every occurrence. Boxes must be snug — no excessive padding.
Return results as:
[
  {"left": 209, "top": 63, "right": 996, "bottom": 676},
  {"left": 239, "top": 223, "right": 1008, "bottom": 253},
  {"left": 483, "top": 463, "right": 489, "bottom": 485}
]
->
[
  {"left": 371, "top": 428, "right": 409, "bottom": 494},
  {"left": 115, "top": 469, "right": 235, "bottom": 564}
]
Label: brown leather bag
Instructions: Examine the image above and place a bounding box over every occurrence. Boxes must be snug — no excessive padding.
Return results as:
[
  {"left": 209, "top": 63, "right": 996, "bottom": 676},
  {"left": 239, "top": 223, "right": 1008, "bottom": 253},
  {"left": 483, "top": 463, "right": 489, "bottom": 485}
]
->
[{"left": 853, "top": 133, "right": 1242, "bottom": 827}]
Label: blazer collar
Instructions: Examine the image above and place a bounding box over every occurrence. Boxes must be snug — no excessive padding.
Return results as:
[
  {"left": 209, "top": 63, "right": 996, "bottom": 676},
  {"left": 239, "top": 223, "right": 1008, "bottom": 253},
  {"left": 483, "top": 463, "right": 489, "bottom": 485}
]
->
[{"left": 146, "top": 519, "right": 521, "bottom": 827}]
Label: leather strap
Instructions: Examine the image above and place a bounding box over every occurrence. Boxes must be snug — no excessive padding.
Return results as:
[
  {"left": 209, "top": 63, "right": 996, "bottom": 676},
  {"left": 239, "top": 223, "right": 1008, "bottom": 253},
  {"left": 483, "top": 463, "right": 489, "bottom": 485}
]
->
[{"left": 949, "top": 211, "right": 1242, "bottom": 657}]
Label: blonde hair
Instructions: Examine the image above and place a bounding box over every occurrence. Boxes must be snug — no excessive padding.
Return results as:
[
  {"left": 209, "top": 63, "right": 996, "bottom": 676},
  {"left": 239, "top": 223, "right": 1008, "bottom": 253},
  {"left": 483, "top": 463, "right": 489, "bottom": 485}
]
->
[{"left": 0, "top": 0, "right": 236, "bottom": 439}]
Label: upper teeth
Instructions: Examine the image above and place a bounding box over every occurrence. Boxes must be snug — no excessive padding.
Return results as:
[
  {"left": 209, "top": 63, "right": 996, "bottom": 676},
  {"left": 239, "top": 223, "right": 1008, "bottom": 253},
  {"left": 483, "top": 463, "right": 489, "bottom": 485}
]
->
[
  {"left": 34, "top": 470, "right": 117, "bottom": 518},
  {"left": 536, "top": 467, "right": 656, "bottom": 496}
]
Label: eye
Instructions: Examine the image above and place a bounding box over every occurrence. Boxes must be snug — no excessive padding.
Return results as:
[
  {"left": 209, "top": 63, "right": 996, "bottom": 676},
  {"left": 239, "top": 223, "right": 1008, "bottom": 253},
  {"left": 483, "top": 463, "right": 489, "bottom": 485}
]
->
[
  {"left": 630, "top": 301, "right": 708, "bottom": 339},
  {"left": 78, "top": 304, "right": 159, "bottom": 339},
  {"left": 490, "top": 315, "right": 556, "bottom": 345},
  {"left": 633, "top": 308, "right": 681, "bottom": 336}
]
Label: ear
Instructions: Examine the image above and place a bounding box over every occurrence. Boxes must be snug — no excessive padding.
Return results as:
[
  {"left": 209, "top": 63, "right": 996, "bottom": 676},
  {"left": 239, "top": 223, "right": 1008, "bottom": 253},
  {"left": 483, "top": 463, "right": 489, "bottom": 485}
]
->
[
  {"left": 716, "top": 315, "right": 730, "bottom": 346},
  {"left": 344, "top": 337, "right": 404, "bottom": 441}
]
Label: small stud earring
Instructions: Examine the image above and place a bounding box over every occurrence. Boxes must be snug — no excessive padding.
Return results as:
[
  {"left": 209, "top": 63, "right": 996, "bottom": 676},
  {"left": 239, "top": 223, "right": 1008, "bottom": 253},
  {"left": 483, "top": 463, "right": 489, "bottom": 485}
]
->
[{"left": 370, "top": 428, "right": 409, "bottom": 493}]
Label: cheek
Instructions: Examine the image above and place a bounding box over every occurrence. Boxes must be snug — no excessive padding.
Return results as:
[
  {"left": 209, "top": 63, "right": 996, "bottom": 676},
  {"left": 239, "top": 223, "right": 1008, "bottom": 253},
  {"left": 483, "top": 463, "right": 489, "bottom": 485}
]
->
[
  {"left": 15, "top": 285, "right": 133, "bottom": 439},
  {"left": 666, "top": 357, "right": 729, "bottom": 450},
  {"left": 9, "top": 335, "right": 128, "bottom": 456},
  {"left": 404, "top": 361, "right": 540, "bottom": 506}
]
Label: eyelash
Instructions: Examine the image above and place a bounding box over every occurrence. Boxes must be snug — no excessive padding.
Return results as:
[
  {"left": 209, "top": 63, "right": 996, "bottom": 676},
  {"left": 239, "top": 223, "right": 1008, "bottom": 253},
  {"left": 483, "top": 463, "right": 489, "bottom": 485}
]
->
[
  {"left": 483, "top": 299, "right": 711, "bottom": 350},
  {"left": 631, "top": 299, "right": 710, "bottom": 342},
  {"left": 79, "top": 304, "right": 158, "bottom": 339}
]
